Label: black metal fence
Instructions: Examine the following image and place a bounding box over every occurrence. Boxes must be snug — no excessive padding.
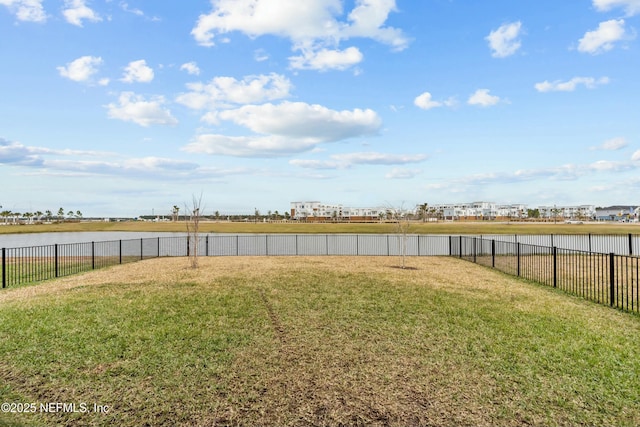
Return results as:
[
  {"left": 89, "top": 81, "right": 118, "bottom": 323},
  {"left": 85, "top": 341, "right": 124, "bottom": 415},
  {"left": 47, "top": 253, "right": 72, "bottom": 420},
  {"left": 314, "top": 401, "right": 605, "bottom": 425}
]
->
[
  {"left": 2, "top": 233, "right": 639, "bottom": 314},
  {"left": 479, "top": 233, "right": 638, "bottom": 256},
  {"left": 451, "top": 236, "right": 639, "bottom": 314},
  {"left": 0, "top": 234, "right": 451, "bottom": 288}
]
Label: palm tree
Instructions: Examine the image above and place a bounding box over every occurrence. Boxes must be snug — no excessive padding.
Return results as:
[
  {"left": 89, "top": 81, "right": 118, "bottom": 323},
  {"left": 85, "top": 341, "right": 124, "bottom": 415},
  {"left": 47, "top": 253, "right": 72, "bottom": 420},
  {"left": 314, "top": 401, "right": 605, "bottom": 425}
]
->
[
  {"left": 172, "top": 205, "right": 180, "bottom": 222},
  {"left": 418, "top": 203, "right": 428, "bottom": 222},
  {"left": 45, "top": 210, "right": 53, "bottom": 222},
  {"left": 1, "top": 210, "right": 11, "bottom": 224},
  {"left": 76, "top": 210, "right": 82, "bottom": 219},
  {"left": 57, "top": 208, "right": 65, "bottom": 222}
]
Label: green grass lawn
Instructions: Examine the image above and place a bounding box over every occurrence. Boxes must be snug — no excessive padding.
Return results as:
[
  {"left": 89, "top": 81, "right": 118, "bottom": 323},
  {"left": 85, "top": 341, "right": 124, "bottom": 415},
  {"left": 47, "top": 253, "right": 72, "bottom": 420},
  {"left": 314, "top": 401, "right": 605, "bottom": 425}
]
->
[
  {"left": 0, "top": 256, "right": 639, "bottom": 426},
  {"left": 1, "top": 219, "right": 639, "bottom": 235}
]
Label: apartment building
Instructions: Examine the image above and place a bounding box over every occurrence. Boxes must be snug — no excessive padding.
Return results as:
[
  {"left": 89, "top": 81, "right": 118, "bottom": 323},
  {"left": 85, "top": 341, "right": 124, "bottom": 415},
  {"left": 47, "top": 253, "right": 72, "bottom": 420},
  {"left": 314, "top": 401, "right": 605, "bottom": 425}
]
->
[
  {"left": 433, "top": 202, "right": 527, "bottom": 221},
  {"left": 538, "top": 205, "right": 596, "bottom": 220},
  {"left": 290, "top": 201, "right": 392, "bottom": 221}
]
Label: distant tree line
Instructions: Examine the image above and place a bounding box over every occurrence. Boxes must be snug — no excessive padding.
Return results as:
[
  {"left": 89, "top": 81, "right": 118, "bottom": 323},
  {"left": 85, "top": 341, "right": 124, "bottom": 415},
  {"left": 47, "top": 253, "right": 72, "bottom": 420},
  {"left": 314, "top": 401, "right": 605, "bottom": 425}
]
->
[{"left": 0, "top": 207, "right": 82, "bottom": 224}]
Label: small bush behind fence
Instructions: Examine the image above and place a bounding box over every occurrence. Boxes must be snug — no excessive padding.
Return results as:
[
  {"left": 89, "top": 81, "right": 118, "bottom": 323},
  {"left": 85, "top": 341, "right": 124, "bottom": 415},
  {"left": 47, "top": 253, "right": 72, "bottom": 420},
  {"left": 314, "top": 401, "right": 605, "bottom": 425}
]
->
[{"left": 452, "top": 236, "right": 639, "bottom": 314}]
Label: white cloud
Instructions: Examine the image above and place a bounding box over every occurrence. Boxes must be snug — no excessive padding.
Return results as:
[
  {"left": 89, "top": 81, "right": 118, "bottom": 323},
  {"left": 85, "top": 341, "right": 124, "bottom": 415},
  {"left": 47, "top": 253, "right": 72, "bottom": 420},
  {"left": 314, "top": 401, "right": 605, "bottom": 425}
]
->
[
  {"left": 341, "top": 0, "right": 407, "bottom": 50},
  {"left": 535, "top": 76, "right": 610, "bottom": 92},
  {"left": 0, "top": 137, "right": 115, "bottom": 168},
  {"left": 385, "top": 168, "right": 421, "bottom": 179},
  {"left": 0, "top": 0, "right": 46, "bottom": 22},
  {"left": 218, "top": 102, "right": 381, "bottom": 142},
  {"left": 0, "top": 138, "right": 43, "bottom": 166},
  {"left": 176, "top": 73, "right": 293, "bottom": 110},
  {"left": 106, "top": 92, "right": 178, "bottom": 127},
  {"left": 57, "top": 55, "right": 103, "bottom": 83},
  {"left": 184, "top": 134, "right": 322, "bottom": 158},
  {"left": 414, "top": 92, "right": 457, "bottom": 110},
  {"left": 467, "top": 89, "right": 500, "bottom": 107},
  {"left": 180, "top": 62, "right": 201, "bottom": 75},
  {"left": 121, "top": 60, "right": 154, "bottom": 83},
  {"left": 593, "top": 0, "right": 640, "bottom": 16},
  {"left": 331, "top": 151, "right": 426, "bottom": 165},
  {"left": 486, "top": 21, "right": 522, "bottom": 58},
  {"left": 191, "top": 0, "right": 408, "bottom": 70},
  {"left": 590, "top": 137, "right": 628, "bottom": 151},
  {"left": 290, "top": 151, "right": 426, "bottom": 170},
  {"left": 184, "top": 102, "right": 382, "bottom": 157},
  {"left": 414, "top": 92, "right": 442, "bottom": 110},
  {"left": 120, "top": 2, "right": 143, "bottom": 16},
  {"left": 63, "top": 0, "right": 101, "bottom": 27},
  {"left": 289, "top": 46, "right": 363, "bottom": 71},
  {"left": 288, "top": 159, "right": 345, "bottom": 169},
  {"left": 578, "top": 19, "right": 627, "bottom": 54},
  {"left": 254, "top": 49, "right": 269, "bottom": 62},
  {"left": 425, "top": 155, "right": 640, "bottom": 195}
]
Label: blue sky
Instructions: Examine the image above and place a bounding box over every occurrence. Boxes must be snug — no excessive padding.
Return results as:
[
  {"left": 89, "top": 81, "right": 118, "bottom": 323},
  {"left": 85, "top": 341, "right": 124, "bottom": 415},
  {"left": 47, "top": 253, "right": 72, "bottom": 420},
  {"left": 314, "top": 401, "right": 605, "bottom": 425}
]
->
[{"left": 1, "top": 0, "right": 639, "bottom": 217}]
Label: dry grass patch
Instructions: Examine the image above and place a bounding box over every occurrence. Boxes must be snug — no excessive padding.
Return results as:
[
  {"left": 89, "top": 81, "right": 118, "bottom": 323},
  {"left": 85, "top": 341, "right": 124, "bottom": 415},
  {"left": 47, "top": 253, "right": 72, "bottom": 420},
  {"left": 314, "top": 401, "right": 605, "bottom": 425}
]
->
[{"left": 1, "top": 257, "right": 639, "bottom": 426}]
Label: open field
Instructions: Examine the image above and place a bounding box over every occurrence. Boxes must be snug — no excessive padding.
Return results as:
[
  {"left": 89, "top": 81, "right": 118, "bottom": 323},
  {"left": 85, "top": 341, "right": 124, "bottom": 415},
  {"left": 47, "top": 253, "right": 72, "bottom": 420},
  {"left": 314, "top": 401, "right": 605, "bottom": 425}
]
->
[
  {"left": 1, "top": 257, "right": 639, "bottom": 426},
  {"left": 1, "top": 220, "right": 639, "bottom": 235}
]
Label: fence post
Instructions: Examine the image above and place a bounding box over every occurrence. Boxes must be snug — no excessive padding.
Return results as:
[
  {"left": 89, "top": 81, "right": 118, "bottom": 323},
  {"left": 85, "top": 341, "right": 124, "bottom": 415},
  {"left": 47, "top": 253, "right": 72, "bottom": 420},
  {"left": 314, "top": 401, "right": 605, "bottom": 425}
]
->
[
  {"left": 553, "top": 247, "right": 557, "bottom": 288},
  {"left": 2, "top": 248, "right": 5, "bottom": 288},
  {"left": 91, "top": 242, "right": 95, "bottom": 270},
  {"left": 206, "top": 235, "right": 209, "bottom": 257},
  {"left": 609, "top": 253, "right": 615, "bottom": 307},
  {"left": 517, "top": 243, "right": 521, "bottom": 277},
  {"left": 119, "top": 240, "right": 122, "bottom": 264},
  {"left": 187, "top": 236, "right": 190, "bottom": 257},
  {"left": 473, "top": 237, "right": 477, "bottom": 263},
  {"left": 491, "top": 239, "right": 495, "bottom": 268},
  {"left": 157, "top": 237, "right": 160, "bottom": 258},
  {"left": 55, "top": 244, "right": 59, "bottom": 277},
  {"left": 629, "top": 233, "right": 633, "bottom": 256},
  {"left": 140, "top": 238, "right": 144, "bottom": 260},
  {"left": 448, "top": 236, "right": 452, "bottom": 256},
  {"left": 459, "top": 236, "right": 462, "bottom": 258}
]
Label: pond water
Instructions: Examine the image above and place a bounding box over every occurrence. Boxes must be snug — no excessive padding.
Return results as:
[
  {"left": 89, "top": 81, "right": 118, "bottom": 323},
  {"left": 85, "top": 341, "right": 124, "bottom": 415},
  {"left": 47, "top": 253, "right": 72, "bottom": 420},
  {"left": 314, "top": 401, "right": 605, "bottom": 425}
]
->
[{"left": 0, "top": 232, "right": 188, "bottom": 248}]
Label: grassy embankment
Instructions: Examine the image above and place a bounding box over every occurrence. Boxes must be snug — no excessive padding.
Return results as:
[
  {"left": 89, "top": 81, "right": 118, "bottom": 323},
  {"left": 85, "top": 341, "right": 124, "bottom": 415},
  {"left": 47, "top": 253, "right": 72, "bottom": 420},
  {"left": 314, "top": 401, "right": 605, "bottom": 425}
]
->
[
  {"left": 0, "top": 256, "right": 639, "bottom": 426},
  {"left": 1, "top": 220, "right": 639, "bottom": 235}
]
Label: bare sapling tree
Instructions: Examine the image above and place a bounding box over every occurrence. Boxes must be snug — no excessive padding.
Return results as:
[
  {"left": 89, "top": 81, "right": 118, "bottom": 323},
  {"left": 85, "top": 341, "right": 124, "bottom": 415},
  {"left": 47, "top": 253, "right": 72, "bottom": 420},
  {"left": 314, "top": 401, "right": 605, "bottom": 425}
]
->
[
  {"left": 185, "top": 194, "right": 204, "bottom": 269},
  {"left": 388, "top": 203, "right": 412, "bottom": 269}
]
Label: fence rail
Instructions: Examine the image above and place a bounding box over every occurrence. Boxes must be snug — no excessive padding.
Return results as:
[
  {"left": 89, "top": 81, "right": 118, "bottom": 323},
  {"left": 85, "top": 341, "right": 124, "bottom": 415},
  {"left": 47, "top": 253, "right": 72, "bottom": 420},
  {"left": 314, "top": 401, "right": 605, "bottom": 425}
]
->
[{"left": 2, "top": 233, "right": 639, "bottom": 314}]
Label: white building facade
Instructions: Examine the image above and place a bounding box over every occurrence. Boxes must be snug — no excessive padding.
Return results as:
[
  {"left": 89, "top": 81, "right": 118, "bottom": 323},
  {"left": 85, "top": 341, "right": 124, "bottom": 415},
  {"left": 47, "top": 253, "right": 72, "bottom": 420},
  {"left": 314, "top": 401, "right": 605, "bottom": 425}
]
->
[
  {"left": 538, "top": 205, "right": 596, "bottom": 220},
  {"left": 432, "top": 202, "right": 527, "bottom": 221},
  {"left": 290, "top": 201, "right": 392, "bottom": 221}
]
